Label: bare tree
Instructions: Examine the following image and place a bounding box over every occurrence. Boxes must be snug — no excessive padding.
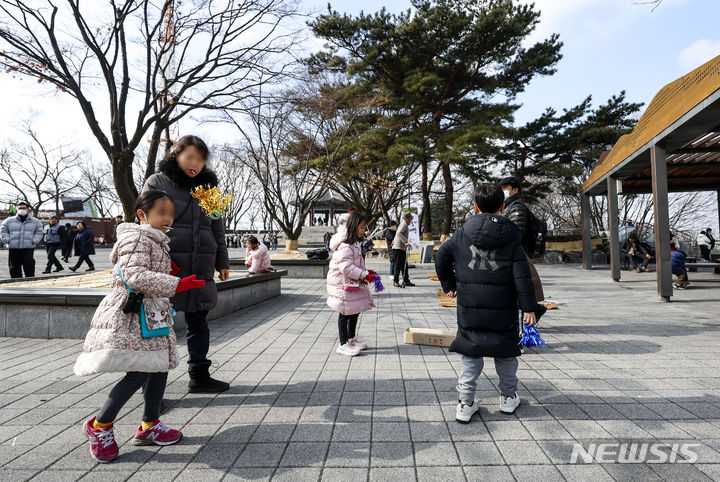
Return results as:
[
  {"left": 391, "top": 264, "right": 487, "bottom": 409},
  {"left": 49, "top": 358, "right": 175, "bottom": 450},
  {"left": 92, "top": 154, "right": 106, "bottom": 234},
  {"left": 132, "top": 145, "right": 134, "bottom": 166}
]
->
[
  {"left": 0, "top": 120, "right": 87, "bottom": 215},
  {"left": 78, "top": 162, "right": 121, "bottom": 218},
  {"left": 0, "top": 0, "right": 300, "bottom": 219},
  {"left": 225, "top": 76, "right": 360, "bottom": 251},
  {"left": 214, "top": 148, "right": 259, "bottom": 233}
]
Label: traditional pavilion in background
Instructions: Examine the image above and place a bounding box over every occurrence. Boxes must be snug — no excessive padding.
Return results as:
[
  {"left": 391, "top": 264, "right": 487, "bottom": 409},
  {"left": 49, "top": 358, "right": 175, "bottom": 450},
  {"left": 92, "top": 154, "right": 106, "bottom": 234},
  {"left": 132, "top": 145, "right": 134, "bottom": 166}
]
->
[
  {"left": 580, "top": 54, "right": 720, "bottom": 301},
  {"left": 306, "top": 191, "right": 350, "bottom": 227}
]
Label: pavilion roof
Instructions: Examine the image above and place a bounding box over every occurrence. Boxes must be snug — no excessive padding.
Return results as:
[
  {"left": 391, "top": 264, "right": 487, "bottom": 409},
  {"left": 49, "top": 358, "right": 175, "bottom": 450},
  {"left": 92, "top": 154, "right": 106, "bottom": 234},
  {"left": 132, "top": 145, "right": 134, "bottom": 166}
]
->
[{"left": 581, "top": 54, "right": 720, "bottom": 195}]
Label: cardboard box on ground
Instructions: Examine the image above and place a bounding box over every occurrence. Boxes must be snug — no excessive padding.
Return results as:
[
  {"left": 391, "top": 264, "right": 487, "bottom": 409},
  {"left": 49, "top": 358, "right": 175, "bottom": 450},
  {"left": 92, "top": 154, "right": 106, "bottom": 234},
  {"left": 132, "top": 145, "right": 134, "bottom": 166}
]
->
[{"left": 404, "top": 327, "right": 456, "bottom": 347}]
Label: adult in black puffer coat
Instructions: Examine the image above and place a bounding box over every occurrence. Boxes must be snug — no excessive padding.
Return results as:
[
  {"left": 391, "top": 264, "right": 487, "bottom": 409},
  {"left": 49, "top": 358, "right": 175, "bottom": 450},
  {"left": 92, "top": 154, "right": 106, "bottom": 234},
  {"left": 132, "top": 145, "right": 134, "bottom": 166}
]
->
[
  {"left": 435, "top": 206, "right": 536, "bottom": 358},
  {"left": 142, "top": 135, "right": 230, "bottom": 393}
]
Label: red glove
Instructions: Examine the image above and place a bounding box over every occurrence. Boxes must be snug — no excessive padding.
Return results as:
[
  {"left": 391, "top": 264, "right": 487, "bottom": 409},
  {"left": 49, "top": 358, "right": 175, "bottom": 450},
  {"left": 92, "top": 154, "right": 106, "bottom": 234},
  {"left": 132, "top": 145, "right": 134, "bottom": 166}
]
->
[
  {"left": 368, "top": 269, "right": 377, "bottom": 275},
  {"left": 363, "top": 272, "right": 378, "bottom": 283},
  {"left": 170, "top": 261, "right": 181, "bottom": 276},
  {"left": 176, "top": 275, "right": 206, "bottom": 293}
]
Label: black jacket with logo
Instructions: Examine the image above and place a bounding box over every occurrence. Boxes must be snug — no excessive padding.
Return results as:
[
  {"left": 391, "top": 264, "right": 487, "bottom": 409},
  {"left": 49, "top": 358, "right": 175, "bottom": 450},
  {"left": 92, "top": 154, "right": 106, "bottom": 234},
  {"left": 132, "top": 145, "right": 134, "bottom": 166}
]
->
[{"left": 435, "top": 213, "right": 535, "bottom": 358}]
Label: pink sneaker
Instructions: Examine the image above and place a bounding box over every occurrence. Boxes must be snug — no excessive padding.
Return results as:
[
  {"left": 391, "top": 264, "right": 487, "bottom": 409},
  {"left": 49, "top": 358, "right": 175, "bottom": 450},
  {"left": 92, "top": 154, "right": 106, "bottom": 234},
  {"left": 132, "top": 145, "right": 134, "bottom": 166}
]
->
[
  {"left": 348, "top": 338, "right": 367, "bottom": 350},
  {"left": 85, "top": 417, "right": 119, "bottom": 463},
  {"left": 132, "top": 419, "right": 182, "bottom": 446}
]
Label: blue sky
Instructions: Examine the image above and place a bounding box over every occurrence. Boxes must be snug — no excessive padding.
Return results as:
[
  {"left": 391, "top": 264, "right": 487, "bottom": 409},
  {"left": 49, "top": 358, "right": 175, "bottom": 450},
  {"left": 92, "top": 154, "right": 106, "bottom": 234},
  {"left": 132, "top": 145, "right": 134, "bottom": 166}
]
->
[
  {"left": 304, "top": 0, "right": 720, "bottom": 124},
  {"left": 2, "top": 0, "right": 720, "bottom": 156}
]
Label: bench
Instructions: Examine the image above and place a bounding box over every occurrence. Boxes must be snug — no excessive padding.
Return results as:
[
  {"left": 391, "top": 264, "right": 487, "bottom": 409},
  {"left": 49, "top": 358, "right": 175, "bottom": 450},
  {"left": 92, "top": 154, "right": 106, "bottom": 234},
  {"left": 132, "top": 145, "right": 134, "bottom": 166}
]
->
[{"left": 686, "top": 262, "right": 720, "bottom": 274}]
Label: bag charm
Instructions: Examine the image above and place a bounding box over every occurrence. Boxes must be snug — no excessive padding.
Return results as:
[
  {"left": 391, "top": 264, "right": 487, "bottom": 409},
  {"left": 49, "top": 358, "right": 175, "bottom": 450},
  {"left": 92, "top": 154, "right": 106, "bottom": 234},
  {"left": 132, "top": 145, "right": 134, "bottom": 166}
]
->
[{"left": 116, "top": 265, "right": 172, "bottom": 339}]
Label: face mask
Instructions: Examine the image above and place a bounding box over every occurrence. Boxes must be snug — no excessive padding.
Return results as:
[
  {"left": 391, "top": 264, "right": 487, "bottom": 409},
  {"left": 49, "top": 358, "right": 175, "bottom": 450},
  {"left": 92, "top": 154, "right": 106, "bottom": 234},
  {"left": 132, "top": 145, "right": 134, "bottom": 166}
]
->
[
  {"left": 503, "top": 190, "right": 511, "bottom": 200},
  {"left": 17, "top": 209, "right": 28, "bottom": 216}
]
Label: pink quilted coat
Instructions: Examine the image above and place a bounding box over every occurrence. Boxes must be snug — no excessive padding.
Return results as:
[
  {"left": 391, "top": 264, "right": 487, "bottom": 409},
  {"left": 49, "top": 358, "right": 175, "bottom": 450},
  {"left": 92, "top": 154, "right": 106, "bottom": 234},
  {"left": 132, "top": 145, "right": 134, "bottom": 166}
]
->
[
  {"left": 246, "top": 243, "right": 272, "bottom": 272},
  {"left": 327, "top": 241, "right": 375, "bottom": 315},
  {"left": 74, "top": 223, "right": 181, "bottom": 376}
]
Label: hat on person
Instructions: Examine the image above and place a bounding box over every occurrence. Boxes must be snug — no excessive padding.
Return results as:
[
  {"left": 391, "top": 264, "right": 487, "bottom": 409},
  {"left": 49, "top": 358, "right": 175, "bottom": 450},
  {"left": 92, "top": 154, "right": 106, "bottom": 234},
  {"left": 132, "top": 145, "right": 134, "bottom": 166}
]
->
[{"left": 499, "top": 176, "right": 521, "bottom": 190}]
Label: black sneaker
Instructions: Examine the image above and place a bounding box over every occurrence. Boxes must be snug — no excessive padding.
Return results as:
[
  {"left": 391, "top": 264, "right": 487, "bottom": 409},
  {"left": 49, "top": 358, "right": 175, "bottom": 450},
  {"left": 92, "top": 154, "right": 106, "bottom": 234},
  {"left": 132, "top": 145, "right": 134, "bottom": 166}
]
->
[
  {"left": 393, "top": 282, "right": 402, "bottom": 288},
  {"left": 188, "top": 376, "right": 230, "bottom": 394},
  {"left": 42, "top": 270, "right": 52, "bottom": 274},
  {"left": 404, "top": 282, "right": 416, "bottom": 287},
  {"left": 85, "top": 267, "right": 96, "bottom": 272},
  {"left": 54, "top": 267, "right": 64, "bottom": 272}
]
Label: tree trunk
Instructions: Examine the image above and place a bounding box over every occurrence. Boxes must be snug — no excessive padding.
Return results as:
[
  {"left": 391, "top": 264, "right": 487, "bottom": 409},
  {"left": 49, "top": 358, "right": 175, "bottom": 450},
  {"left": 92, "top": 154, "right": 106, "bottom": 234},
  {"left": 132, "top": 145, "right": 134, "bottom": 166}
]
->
[
  {"left": 420, "top": 160, "right": 433, "bottom": 239},
  {"left": 441, "top": 161, "right": 453, "bottom": 235},
  {"left": 112, "top": 151, "right": 139, "bottom": 221}
]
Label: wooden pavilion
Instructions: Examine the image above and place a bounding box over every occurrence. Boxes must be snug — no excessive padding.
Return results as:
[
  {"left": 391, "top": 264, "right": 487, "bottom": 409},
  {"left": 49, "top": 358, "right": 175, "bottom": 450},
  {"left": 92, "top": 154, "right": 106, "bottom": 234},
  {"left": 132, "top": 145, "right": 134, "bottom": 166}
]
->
[{"left": 580, "top": 55, "right": 720, "bottom": 301}]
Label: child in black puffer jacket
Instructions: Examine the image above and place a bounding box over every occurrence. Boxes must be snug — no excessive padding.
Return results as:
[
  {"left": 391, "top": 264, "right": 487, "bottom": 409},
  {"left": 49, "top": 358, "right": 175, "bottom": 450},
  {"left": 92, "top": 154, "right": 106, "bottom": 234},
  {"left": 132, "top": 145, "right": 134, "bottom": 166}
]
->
[{"left": 435, "top": 183, "right": 538, "bottom": 424}]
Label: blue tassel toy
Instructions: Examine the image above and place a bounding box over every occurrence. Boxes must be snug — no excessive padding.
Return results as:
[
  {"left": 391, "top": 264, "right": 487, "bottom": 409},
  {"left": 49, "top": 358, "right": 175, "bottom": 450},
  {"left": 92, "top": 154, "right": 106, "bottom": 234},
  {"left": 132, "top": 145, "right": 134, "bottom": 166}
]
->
[
  {"left": 373, "top": 275, "right": 385, "bottom": 293},
  {"left": 519, "top": 324, "right": 547, "bottom": 350}
]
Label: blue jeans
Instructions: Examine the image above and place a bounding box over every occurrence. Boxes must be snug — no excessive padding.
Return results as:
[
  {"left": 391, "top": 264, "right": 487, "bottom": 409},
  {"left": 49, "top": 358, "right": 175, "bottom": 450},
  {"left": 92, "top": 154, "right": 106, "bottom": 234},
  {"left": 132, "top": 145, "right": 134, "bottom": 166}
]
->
[{"left": 457, "top": 355, "right": 518, "bottom": 404}]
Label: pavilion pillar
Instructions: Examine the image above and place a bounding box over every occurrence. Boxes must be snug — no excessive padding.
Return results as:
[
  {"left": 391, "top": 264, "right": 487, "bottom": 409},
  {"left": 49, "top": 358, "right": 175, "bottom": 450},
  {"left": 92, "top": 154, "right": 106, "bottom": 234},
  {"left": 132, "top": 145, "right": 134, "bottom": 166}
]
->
[
  {"left": 651, "top": 145, "right": 673, "bottom": 301},
  {"left": 607, "top": 177, "right": 621, "bottom": 281},
  {"left": 330, "top": 207, "right": 334, "bottom": 226},
  {"left": 582, "top": 192, "right": 592, "bottom": 270},
  {"left": 309, "top": 209, "right": 314, "bottom": 227}
]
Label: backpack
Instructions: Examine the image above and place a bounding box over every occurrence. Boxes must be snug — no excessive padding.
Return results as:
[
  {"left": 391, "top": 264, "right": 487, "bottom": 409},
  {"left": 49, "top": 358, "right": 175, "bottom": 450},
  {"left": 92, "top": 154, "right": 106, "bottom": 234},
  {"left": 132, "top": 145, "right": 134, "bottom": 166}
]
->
[
  {"left": 306, "top": 248, "right": 329, "bottom": 260},
  {"left": 524, "top": 206, "right": 548, "bottom": 256}
]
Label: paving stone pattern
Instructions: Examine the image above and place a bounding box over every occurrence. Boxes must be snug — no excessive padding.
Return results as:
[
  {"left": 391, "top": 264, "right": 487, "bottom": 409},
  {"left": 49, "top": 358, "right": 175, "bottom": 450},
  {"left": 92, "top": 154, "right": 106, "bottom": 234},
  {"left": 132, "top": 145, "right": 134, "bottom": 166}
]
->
[{"left": 1, "top": 264, "right": 720, "bottom": 481}]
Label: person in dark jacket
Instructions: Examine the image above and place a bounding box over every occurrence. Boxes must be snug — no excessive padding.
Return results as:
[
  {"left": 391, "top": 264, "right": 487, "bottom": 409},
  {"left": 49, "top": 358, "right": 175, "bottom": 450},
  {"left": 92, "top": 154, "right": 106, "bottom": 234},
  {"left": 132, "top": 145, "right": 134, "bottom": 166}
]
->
[
  {"left": 60, "top": 223, "right": 75, "bottom": 261},
  {"left": 142, "top": 134, "right": 231, "bottom": 394},
  {"left": 70, "top": 221, "right": 95, "bottom": 272},
  {"left": 621, "top": 233, "right": 652, "bottom": 272},
  {"left": 42, "top": 216, "right": 64, "bottom": 274},
  {"left": 435, "top": 184, "right": 537, "bottom": 422},
  {"left": 111, "top": 215, "right": 123, "bottom": 243},
  {"left": 670, "top": 242, "right": 689, "bottom": 289},
  {"left": 500, "top": 176, "right": 544, "bottom": 302},
  {"left": 384, "top": 220, "right": 398, "bottom": 275}
]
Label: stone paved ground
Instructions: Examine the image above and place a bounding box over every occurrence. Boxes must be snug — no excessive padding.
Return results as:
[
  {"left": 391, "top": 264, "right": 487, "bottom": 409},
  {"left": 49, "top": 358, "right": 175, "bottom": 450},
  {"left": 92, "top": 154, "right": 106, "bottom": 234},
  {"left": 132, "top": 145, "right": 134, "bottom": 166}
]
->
[{"left": 1, "top": 263, "right": 720, "bottom": 481}]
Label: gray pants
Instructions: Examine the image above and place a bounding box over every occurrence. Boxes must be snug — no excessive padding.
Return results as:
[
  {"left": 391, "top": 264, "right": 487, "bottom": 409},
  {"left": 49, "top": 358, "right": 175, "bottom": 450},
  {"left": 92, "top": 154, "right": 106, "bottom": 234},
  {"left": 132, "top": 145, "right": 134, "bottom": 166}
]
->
[{"left": 457, "top": 355, "right": 518, "bottom": 404}]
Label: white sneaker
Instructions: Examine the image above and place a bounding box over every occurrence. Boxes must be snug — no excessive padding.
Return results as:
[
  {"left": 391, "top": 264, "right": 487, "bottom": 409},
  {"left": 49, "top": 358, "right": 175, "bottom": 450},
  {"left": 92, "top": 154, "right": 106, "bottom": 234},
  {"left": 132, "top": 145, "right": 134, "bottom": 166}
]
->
[
  {"left": 500, "top": 394, "right": 520, "bottom": 414},
  {"left": 348, "top": 338, "right": 367, "bottom": 350},
  {"left": 336, "top": 343, "right": 362, "bottom": 357},
  {"left": 455, "top": 400, "right": 479, "bottom": 424}
]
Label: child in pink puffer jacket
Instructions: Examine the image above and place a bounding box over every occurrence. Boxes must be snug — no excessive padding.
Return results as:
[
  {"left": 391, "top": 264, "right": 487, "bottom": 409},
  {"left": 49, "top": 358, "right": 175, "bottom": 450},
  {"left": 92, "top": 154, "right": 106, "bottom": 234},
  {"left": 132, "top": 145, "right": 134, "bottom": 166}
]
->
[
  {"left": 327, "top": 212, "right": 377, "bottom": 356},
  {"left": 245, "top": 235, "right": 273, "bottom": 274}
]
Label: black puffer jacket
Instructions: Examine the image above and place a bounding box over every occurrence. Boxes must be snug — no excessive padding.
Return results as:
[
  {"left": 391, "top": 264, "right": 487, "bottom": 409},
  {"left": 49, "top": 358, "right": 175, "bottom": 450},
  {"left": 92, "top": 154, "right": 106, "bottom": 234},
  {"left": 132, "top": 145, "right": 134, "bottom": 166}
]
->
[
  {"left": 142, "top": 159, "right": 229, "bottom": 313},
  {"left": 503, "top": 193, "right": 529, "bottom": 237},
  {"left": 435, "top": 213, "right": 536, "bottom": 358}
]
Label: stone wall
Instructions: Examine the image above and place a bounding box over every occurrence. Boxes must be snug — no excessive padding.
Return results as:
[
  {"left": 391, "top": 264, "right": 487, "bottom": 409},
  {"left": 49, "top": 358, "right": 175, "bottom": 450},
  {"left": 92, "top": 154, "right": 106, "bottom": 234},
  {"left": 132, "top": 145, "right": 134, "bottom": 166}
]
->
[{"left": 0, "top": 271, "right": 287, "bottom": 339}]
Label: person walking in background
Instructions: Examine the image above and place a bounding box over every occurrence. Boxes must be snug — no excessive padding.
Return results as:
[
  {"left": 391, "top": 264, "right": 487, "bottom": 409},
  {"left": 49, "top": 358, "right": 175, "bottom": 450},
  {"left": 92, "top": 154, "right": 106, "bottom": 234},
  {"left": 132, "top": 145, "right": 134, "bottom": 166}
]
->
[
  {"left": 384, "top": 220, "right": 398, "bottom": 275},
  {"left": 270, "top": 233, "right": 278, "bottom": 250},
  {"left": 500, "top": 176, "right": 545, "bottom": 302},
  {"left": 142, "top": 134, "right": 231, "bottom": 394},
  {"left": 60, "top": 222, "right": 76, "bottom": 262},
  {"left": 392, "top": 212, "right": 415, "bottom": 288},
  {"left": 111, "top": 215, "right": 123, "bottom": 243},
  {"left": 42, "top": 215, "right": 64, "bottom": 274},
  {"left": 0, "top": 201, "right": 44, "bottom": 278},
  {"left": 70, "top": 221, "right": 96, "bottom": 272}
]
